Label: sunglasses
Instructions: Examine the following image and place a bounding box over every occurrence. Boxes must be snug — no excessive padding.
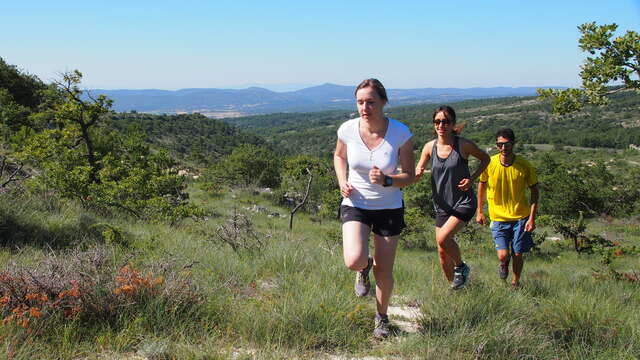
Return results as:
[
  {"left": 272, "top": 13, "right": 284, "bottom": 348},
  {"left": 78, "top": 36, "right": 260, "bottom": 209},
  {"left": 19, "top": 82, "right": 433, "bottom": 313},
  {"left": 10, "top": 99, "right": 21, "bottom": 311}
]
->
[
  {"left": 433, "top": 119, "right": 451, "bottom": 126},
  {"left": 496, "top": 141, "right": 513, "bottom": 148}
]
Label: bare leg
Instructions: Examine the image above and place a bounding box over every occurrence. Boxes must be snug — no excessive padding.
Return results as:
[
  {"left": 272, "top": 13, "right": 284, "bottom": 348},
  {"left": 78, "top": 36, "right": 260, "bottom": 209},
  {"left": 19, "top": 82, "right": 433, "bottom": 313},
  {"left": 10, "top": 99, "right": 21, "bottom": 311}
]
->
[
  {"left": 512, "top": 253, "right": 524, "bottom": 286},
  {"left": 372, "top": 234, "right": 399, "bottom": 315},
  {"left": 342, "top": 221, "right": 371, "bottom": 271},
  {"left": 495, "top": 248, "right": 510, "bottom": 280},
  {"left": 497, "top": 249, "right": 510, "bottom": 264},
  {"left": 435, "top": 217, "right": 467, "bottom": 282}
]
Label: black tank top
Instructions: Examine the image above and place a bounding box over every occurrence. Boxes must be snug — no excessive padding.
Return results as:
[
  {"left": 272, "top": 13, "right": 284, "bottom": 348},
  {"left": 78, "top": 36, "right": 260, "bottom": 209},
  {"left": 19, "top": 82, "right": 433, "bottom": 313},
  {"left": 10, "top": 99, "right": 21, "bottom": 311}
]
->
[{"left": 430, "top": 136, "right": 477, "bottom": 213}]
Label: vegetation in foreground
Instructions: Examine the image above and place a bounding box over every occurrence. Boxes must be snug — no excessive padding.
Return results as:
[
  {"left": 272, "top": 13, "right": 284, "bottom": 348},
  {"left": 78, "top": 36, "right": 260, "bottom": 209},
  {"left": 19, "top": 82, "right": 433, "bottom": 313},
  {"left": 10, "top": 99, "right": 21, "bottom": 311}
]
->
[{"left": 0, "top": 177, "right": 638, "bottom": 359}]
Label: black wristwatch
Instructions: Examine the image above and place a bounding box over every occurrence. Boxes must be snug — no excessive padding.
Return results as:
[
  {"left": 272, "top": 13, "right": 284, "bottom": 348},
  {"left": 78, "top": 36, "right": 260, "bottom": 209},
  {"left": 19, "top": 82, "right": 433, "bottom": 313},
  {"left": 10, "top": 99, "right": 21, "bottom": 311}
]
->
[{"left": 383, "top": 175, "right": 393, "bottom": 187}]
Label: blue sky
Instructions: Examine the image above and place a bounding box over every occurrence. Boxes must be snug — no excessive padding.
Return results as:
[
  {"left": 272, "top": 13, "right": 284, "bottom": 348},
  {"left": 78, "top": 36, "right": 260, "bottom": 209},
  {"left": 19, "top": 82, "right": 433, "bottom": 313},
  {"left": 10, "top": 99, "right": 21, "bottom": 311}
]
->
[{"left": 2, "top": 0, "right": 639, "bottom": 90}]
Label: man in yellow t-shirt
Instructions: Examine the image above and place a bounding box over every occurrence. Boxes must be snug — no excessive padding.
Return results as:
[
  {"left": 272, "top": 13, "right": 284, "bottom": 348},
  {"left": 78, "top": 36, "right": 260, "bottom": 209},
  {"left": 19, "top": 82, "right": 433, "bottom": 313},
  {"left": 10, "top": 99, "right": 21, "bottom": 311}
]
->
[{"left": 476, "top": 128, "right": 539, "bottom": 288}]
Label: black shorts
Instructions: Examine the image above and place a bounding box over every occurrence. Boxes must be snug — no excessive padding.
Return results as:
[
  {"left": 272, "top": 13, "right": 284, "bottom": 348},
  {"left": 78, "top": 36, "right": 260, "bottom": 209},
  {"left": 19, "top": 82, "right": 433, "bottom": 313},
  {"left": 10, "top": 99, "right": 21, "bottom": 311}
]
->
[
  {"left": 435, "top": 206, "right": 476, "bottom": 228},
  {"left": 340, "top": 205, "right": 405, "bottom": 237}
]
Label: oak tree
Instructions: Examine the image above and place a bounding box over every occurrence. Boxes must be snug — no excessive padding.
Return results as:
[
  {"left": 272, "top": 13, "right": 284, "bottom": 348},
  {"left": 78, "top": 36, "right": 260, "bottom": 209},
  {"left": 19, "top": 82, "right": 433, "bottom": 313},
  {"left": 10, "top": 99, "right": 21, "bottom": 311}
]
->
[{"left": 538, "top": 22, "right": 639, "bottom": 114}]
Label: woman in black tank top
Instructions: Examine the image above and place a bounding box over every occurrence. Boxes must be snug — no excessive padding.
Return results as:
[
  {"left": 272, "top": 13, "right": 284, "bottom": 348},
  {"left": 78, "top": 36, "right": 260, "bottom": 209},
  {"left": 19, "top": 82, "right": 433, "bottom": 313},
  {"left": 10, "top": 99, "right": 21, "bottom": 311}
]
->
[{"left": 414, "top": 106, "right": 490, "bottom": 290}]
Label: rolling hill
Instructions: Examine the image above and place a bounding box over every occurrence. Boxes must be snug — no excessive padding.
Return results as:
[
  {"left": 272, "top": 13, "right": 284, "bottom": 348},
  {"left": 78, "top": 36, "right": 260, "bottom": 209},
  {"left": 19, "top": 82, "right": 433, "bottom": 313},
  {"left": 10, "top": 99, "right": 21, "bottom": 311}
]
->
[{"left": 92, "top": 84, "right": 553, "bottom": 117}]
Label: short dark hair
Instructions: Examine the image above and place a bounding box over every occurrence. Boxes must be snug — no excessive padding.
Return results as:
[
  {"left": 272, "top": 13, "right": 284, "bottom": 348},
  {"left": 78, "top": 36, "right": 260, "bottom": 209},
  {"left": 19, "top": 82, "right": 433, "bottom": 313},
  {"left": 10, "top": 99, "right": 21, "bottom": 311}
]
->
[
  {"left": 355, "top": 78, "right": 388, "bottom": 103},
  {"left": 432, "top": 105, "right": 456, "bottom": 124},
  {"left": 495, "top": 128, "right": 515, "bottom": 142}
]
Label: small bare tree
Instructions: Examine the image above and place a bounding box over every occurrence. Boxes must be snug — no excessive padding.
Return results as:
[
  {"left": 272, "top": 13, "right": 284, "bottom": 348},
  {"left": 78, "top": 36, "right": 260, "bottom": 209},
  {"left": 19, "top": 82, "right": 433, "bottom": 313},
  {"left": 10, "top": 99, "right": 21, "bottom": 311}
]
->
[
  {"left": 212, "top": 208, "right": 266, "bottom": 255},
  {"left": 552, "top": 211, "right": 587, "bottom": 253},
  {"left": 289, "top": 168, "right": 313, "bottom": 230},
  {"left": 0, "top": 156, "right": 30, "bottom": 193}
]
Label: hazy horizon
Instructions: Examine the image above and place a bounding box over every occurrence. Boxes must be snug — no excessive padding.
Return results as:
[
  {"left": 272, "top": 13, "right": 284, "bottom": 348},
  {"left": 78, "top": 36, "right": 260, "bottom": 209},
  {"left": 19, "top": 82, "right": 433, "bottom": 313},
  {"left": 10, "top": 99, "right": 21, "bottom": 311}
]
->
[{"left": 87, "top": 83, "right": 566, "bottom": 92}]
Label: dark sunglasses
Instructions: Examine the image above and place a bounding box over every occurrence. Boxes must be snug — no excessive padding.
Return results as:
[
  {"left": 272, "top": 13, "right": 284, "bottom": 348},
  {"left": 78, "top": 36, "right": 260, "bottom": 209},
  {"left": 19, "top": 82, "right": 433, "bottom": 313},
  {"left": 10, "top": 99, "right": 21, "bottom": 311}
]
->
[
  {"left": 496, "top": 141, "right": 513, "bottom": 148},
  {"left": 433, "top": 119, "right": 451, "bottom": 126}
]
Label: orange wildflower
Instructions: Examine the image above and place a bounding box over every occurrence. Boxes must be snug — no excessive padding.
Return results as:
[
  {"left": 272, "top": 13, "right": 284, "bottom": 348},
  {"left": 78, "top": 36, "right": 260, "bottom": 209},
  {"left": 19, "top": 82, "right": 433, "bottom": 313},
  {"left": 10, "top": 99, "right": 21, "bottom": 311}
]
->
[
  {"left": 19, "top": 318, "right": 29, "bottom": 328},
  {"left": 3, "top": 315, "right": 14, "bottom": 325},
  {"left": 114, "top": 284, "right": 135, "bottom": 295},
  {"left": 25, "top": 293, "right": 40, "bottom": 301},
  {"left": 28, "top": 307, "right": 42, "bottom": 318}
]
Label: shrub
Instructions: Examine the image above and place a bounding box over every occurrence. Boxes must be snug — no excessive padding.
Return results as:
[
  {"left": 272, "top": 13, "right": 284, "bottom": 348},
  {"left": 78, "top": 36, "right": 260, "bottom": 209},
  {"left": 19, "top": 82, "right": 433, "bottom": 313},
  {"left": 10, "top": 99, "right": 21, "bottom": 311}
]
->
[
  {"left": 0, "top": 247, "right": 202, "bottom": 335},
  {"left": 206, "top": 209, "right": 268, "bottom": 256},
  {"left": 404, "top": 177, "right": 434, "bottom": 218},
  {"left": 535, "top": 153, "right": 638, "bottom": 219},
  {"left": 401, "top": 207, "right": 434, "bottom": 250},
  {"left": 205, "top": 144, "right": 281, "bottom": 188},
  {"left": 87, "top": 222, "right": 128, "bottom": 247}
]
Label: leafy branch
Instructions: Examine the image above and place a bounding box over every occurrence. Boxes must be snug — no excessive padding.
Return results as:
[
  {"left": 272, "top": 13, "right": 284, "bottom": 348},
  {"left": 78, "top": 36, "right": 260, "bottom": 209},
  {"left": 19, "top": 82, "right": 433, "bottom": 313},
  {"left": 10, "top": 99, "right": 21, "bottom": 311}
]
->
[{"left": 538, "top": 22, "right": 640, "bottom": 114}]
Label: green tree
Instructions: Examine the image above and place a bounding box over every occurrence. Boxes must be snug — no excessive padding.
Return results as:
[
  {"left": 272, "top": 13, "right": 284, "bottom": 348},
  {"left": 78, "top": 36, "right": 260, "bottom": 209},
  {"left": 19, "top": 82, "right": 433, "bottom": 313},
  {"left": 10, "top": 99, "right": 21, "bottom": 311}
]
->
[
  {"left": 533, "top": 153, "right": 628, "bottom": 218},
  {"left": 404, "top": 176, "right": 434, "bottom": 218},
  {"left": 538, "top": 22, "right": 640, "bottom": 114},
  {"left": 0, "top": 57, "right": 45, "bottom": 109},
  {"left": 280, "top": 155, "right": 338, "bottom": 217},
  {"left": 19, "top": 71, "right": 200, "bottom": 220},
  {"left": 0, "top": 89, "right": 30, "bottom": 143},
  {"left": 206, "top": 144, "right": 281, "bottom": 188},
  {"left": 0, "top": 58, "right": 47, "bottom": 143}
]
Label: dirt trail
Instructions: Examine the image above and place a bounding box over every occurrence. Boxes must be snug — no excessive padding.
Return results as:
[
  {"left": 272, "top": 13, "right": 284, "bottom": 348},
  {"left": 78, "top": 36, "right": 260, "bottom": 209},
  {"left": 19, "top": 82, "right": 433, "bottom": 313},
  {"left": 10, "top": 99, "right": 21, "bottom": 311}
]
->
[{"left": 386, "top": 303, "right": 422, "bottom": 334}]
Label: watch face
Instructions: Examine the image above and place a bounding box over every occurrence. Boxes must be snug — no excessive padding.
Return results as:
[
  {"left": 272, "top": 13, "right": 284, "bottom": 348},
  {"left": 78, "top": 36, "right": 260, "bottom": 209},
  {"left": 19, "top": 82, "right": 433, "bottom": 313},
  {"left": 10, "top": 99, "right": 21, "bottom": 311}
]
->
[{"left": 384, "top": 176, "right": 392, "bottom": 186}]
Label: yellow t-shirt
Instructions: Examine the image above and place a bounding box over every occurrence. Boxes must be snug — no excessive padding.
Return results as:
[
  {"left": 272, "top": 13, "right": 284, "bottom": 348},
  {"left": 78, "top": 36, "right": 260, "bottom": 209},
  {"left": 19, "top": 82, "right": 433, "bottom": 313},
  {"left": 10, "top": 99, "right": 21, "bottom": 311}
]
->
[{"left": 479, "top": 154, "right": 538, "bottom": 222}]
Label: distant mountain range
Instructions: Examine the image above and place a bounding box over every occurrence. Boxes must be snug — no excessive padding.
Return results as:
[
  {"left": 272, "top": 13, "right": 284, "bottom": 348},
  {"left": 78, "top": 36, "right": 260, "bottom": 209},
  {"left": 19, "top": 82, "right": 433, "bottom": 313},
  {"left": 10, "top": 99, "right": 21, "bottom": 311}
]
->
[{"left": 90, "top": 83, "right": 562, "bottom": 118}]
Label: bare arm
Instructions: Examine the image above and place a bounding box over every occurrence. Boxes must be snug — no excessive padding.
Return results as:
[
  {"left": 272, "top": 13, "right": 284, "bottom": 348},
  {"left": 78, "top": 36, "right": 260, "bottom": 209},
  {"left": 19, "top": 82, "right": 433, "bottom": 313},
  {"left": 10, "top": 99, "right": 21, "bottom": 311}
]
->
[
  {"left": 476, "top": 181, "right": 487, "bottom": 225},
  {"left": 463, "top": 139, "right": 491, "bottom": 181},
  {"left": 525, "top": 184, "right": 539, "bottom": 232},
  {"left": 459, "top": 138, "right": 490, "bottom": 191},
  {"left": 333, "top": 139, "right": 353, "bottom": 197},
  {"left": 414, "top": 140, "right": 433, "bottom": 182},
  {"left": 392, "top": 139, "right": 416, "bottom": 187}
]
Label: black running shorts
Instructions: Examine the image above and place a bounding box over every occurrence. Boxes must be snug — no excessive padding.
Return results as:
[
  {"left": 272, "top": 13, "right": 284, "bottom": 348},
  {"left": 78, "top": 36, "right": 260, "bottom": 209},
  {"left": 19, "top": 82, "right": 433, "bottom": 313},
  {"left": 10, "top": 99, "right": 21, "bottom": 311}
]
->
[
  {"left": 434, "top": 206, "right": 476, "bottom": 228},
  {"left": 340, "top": 205, "right": 405, "bottom": 237}
]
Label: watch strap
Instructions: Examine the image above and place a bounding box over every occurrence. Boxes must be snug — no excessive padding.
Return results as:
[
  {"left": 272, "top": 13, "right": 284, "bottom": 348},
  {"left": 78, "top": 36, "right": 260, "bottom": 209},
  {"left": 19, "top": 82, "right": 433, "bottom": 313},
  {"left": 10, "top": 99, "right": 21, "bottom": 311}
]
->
[{"left": 383, "top": 175, "right": 393, "bottom": 187}]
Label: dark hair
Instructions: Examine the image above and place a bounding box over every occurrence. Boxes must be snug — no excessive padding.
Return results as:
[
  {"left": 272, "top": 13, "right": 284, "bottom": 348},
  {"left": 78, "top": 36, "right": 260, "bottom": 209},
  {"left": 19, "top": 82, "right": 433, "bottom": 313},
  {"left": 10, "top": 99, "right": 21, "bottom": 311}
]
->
[
  {"left": 432, "top": 105, "right": 456, "bottom": 124},
  {"left": 432, "top": 105, "right": 465, "bottom": 135},
  {"left": 495, "top": 128, "right": 516, "bottom": 142},
  {"left": 355, "top": 78, "right": 388, "bottom": 103}
]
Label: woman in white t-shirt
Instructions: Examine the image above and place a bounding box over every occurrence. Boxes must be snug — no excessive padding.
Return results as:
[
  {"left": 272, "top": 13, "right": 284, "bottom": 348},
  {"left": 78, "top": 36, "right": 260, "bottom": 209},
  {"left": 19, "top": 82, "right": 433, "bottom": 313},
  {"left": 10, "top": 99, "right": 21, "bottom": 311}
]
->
[{"left": 333, "top": 78, "right": 415, "bottom": 338}]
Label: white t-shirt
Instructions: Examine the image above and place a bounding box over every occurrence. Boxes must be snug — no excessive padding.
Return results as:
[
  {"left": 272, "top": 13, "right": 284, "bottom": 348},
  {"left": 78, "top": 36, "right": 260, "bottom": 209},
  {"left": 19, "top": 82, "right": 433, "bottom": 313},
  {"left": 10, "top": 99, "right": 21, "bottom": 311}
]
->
[{"left": 337, "top": 117, "right": 412, "bottom": 210}]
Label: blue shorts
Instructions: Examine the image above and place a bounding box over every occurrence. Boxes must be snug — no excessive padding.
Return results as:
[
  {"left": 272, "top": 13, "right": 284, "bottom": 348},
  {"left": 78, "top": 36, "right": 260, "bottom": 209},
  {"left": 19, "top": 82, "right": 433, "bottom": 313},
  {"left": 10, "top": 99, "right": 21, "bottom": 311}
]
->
[{"left": 491, "top": 217, "right": 533, "bottom": 254}]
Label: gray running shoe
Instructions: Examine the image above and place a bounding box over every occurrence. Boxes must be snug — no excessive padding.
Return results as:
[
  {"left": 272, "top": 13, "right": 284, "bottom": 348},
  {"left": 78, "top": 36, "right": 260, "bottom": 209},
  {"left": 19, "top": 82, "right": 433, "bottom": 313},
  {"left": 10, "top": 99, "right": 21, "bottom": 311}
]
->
[
  {"left": 498, "top": 262, "right": 509, "bottom": 280},
  {"left": 354, "top": 256, "right": 373, "bottom": 297},
  {"left": 373, "top": 313, "right": 390, "bottom": 339},
  {"left": 451, "top": 262, "right": 471, "bottom": 290}
]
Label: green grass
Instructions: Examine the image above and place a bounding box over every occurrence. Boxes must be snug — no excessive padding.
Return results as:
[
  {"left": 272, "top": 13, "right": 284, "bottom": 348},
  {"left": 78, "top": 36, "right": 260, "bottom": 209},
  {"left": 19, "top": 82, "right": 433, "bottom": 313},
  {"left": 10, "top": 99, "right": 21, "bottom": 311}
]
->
[{"left": 0, "top": 185, "right": 638, "bottom": 359}]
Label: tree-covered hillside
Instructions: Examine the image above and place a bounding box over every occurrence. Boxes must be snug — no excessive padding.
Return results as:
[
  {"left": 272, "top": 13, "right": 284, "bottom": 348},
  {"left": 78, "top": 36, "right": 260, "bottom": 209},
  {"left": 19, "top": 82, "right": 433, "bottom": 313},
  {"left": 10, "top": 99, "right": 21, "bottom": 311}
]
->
[
  {"left": 105, "top": 112, "right": 264, "bottom": 165},
  {"left": 224, "top": 92, "right": 640, "bottom": 156}
]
